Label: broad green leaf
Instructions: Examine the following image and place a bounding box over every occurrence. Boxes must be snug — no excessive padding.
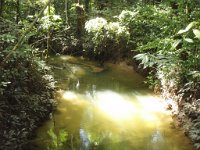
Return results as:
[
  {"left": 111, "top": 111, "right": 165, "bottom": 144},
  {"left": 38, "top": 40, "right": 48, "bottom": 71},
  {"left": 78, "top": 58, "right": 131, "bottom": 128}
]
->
[
  {"left": 171, "top": 39, "right": 181, "bottom": 50},
  {"left": 184, "top": 38, "right": 194, "bottom": 43},
  {"left": 185, "top": 22, "right": 198, "bottom": 31},
  {"left": 193, "top": 29, "right": 200, "bottom": 40},
  {"left": 177, "top": 22, "right": 198, "bottom": 34},
  {"left": 189, "top": 71, "right": 200, "bottom": 78},
  {"left": 177, "top": 29, "right": 187, "bottom": 34},
  {"left": 141, "top": 54, "right": 149, "bottom": 65},
  {"left": 134, "top": 53, "right": 145, "bottom": 60}
]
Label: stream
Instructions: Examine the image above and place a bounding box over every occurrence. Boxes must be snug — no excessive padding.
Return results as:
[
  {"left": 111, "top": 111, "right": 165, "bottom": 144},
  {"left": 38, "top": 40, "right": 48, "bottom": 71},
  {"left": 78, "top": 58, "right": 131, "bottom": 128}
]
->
[{"left": 29, "top": 55, "right": 195, "bottom": 150}]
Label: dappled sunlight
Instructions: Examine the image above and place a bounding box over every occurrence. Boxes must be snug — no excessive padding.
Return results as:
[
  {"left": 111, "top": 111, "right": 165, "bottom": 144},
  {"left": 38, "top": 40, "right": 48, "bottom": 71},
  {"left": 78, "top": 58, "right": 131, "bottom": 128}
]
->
[
  {"left": 62, "top": 91, "right": 78, "bottom": 100},
  {"left": 95, "top": 91, "right": 136, "bottom": 121},
  {"left": 91, "top": 90, "right": 171, "bottom": 131},
  {"left": 61, "top": 91, "right": 90, "bottom": 109},
  {"left": 53, "top": 55, "right": 87, "bottom": 79},
  {"left": 140, "top": 111, "right": 157, "bottom": 122},
  {"left": 66, "top": 66, "right": 86, "bottom": 79},
  {"left": 60, "top": 55, "right": 79, "bottom": 62},
  {"left": 61, "top": 90, "right": 167, "bottom": 125},
  {"left": 135, "top": 95, "right": 167, "bottom": 113},
  {"left": 93, "top": 90, "right": 167, "bottom": 124}
]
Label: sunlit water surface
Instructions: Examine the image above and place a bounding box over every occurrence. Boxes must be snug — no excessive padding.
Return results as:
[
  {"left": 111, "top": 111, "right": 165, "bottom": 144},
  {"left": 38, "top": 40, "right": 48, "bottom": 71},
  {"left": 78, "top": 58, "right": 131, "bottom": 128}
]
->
[{"left": 29, "top": 56, "right": 195, "bottom": 150}]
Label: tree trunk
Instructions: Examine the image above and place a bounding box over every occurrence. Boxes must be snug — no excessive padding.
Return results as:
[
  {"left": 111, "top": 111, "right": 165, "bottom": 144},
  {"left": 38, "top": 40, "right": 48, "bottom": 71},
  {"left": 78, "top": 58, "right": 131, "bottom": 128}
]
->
[
  {"left": 76, "top": 4, "right": 85, "bottom": 37},
  {"left": 75, "top": 3, "right": 85, "bottom": 52},
  {"left": 0, "top": 0, "right": 4, "bottom": 17},
  {"left": 46, "top": 2, "right": 51, "bottom": 58},
  {"left": 85, "top": 0, "right": 90, "bottom": 13},
  {"left": 65, "top": 0, "right": 68, "bottom": 26},
  {"left": 16, "top": 0, "right": 20, "bottom": 24}
]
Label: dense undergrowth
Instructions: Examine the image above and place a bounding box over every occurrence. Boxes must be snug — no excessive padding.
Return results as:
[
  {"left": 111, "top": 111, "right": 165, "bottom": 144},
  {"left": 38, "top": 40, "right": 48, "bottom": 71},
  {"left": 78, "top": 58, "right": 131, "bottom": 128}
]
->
[{"left": 0, "top": 18, "right": 56, "bottom": 149}]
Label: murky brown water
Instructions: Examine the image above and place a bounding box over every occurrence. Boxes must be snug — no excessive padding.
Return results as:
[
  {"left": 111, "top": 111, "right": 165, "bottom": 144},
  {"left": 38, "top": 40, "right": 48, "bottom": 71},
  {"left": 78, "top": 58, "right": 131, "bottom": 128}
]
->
[{"left": 29, "top": 56, "right": 195, "bottom": 150}]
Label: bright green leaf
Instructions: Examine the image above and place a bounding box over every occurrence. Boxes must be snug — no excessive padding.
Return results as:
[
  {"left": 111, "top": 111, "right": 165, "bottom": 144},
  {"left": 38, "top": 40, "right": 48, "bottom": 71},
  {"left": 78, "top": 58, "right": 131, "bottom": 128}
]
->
[
  {"left": 185, "top": 22, "right": 198, "bottom": 31},
  {"left": 184, "top": 38, "right": 194, "bottom": 43},
  {"left": 177, "top": 22, "right": 198, "bottom": 34},
  {"left": 171, "top": 39, "right": 181, "bottom": 50},
  {"left": 193, "top": 29, "right": 200, "bottom": 40},
  {"left": 177, "top": 29, "right": 187, "bottom": 34}
]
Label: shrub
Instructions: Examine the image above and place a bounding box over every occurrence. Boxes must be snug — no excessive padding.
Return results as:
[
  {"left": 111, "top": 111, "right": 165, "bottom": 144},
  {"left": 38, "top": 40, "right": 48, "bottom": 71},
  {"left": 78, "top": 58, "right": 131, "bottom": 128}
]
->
[
  {"left": 85, "top": 17, "right": 130, "bottom": 62},
  {"left": 119, "top": 5, "right": 183, "bottom": 51},
  {"left": 134, "top": 21, "right": 200, "bottom": 98},
  {"left": 0, "top": 19, "right": 56, "bottom": 149}
]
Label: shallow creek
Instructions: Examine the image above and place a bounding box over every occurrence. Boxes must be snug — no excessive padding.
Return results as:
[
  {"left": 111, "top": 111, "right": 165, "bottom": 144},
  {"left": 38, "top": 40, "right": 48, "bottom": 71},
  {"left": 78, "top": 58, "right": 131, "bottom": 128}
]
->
[{"left": 29, "top": 55, "right": 195, "bottom": 150}]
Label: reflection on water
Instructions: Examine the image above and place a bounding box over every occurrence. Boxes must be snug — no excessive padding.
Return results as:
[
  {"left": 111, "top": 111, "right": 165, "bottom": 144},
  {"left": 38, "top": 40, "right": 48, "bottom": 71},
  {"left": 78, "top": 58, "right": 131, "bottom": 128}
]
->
[
  {"left": 96, "top": 91, "right": 136, "bottom": 121},
  {"left": 30, "top": 56, "right": 194, "bottom": 150}
]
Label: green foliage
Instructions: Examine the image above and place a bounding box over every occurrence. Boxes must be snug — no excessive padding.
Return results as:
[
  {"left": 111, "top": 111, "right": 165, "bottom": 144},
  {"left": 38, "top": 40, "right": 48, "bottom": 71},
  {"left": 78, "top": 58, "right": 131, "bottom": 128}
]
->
[
  {"left": 0, "top": 34, "right": 16, "bottom": 43},
  {"left": 1, "top": 0, "right": 200, "bottom": 149},
  {"left": 39, "top": 15, "right": 63, "bottom": 31},
  {"left": 127, "top": 4, "right": 199, "bottom": 93},
  {"left": 129, "top": 4, "right": 200, "bottom": 148},
  {"left": 134, "top": 20, "right": 200, "bottom": 98},
  {"left": 119, "top": 5, "right": 183, "bottom": 50},
  {"left": 0, "top": 45, "right": 56, "bottom": 149},
  {"left": 189, "top": 123, "right": 200, "bottom": 149},
  {"left": 0, "top": 17, "right": 56, "bottom": 149},
  {"left": 47, "top": 128, "right": 68, "bottom": 150},
  {"left": 85, "top": 17, "right": 130, "bottom": 61},
  {"left": 38, "top": 6, "right": 63, "bottom": 31},
  {"left": 85, "top": 17, "right": 107, "bottom": 33}
]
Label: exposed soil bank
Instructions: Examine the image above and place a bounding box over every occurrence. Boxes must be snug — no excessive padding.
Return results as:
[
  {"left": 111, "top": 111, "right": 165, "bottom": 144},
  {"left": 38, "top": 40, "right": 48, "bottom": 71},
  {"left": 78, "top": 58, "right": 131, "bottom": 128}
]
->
[{"left": 160, "top": 81, "right": 200, "bottom": 150}]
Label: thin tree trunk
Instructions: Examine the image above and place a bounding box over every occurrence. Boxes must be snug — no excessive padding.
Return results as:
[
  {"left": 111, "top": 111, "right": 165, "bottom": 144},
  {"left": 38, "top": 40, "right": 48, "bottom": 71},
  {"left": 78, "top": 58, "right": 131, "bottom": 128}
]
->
[
  {"left": 75, "top": 2, "right": 85, "bottom": 52},
  {"left": 185, "top": 0, "right": 191, "bottom": 21},
  {"left": 85, "top": 0, "right": 90, "bottom": 13},
  {"left": 65, "top": 0, "right": 68, "bottom": 26},
  {"left": 76, "top": 4, "right": 84, "bottom": 37},
  {"left": 0, "top": 0, "right": 4, "bottom": 17},
  {"left": 47, "top": 2, "right": 51, "bottom": 58},
  {"left": 16, "top": 0, "right": 20, "bottom": 24},
  {"left": 185, "top": 0, "right": 191, "bottom": 15}
]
